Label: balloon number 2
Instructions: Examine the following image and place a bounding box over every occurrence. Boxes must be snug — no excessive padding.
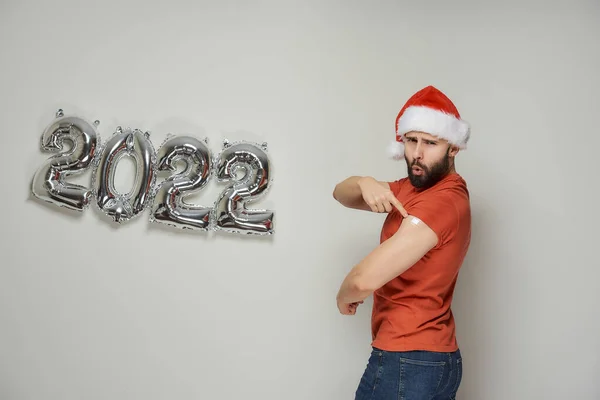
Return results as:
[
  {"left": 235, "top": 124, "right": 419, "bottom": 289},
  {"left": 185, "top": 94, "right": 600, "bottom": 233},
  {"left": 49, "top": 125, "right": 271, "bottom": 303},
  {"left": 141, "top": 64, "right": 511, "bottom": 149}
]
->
[
  {"left": 150, "top": 134, "right": 213, "bottom": 231},
  {"left": 212, "top": 140, "right": 273, "bottom": 235},
  {"left": 31, "top": 110, "right": 275, "bottom": 235},
  {"left": 31, "top": 109, "right": 100, "bottom": 211}
]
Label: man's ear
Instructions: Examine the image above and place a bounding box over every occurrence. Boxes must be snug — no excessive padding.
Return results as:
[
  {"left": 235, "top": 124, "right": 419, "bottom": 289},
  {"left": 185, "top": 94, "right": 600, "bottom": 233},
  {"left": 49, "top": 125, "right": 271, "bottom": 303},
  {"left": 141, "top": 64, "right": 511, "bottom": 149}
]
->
[{"left": 448, "top": 145, "right": 460, "bottom": 157}]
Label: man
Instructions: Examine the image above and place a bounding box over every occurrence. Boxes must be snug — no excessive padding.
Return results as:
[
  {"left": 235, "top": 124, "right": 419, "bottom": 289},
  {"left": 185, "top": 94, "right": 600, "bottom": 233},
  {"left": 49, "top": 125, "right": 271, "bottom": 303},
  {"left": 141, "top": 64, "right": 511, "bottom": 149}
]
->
[{"left": 332, "top": 85, "right": 471, "bottom": 400}]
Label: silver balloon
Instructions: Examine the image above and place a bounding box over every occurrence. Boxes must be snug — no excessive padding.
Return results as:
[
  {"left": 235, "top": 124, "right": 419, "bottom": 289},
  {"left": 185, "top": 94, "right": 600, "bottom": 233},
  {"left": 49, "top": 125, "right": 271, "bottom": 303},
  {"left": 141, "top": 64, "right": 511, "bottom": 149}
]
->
[
  {"left": 212, "top": 140, "right": 274, "bottom": 235},
  {"left": 92, "top": 127, "right": 157, "bottom": 223},
  {"left": 149, "top": 135, "right": 212, "bottom": 230},
  {"left": 31, "top": 109, "right": 100, "bottom": 211}
]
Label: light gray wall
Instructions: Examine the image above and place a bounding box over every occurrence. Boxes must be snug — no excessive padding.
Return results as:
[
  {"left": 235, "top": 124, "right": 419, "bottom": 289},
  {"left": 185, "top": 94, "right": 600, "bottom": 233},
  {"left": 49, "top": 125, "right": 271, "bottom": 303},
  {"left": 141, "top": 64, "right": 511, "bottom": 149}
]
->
[{"left": 1, "top": 1, "right": 598, "bottom": 399}]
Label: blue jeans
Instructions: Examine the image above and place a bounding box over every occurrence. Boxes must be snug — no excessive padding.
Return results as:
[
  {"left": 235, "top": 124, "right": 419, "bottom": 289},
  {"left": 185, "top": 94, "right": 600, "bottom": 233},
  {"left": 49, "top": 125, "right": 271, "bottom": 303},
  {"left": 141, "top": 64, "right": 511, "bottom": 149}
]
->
[{"left": 355, "top": 347, "right": 462, "bottom": 400}]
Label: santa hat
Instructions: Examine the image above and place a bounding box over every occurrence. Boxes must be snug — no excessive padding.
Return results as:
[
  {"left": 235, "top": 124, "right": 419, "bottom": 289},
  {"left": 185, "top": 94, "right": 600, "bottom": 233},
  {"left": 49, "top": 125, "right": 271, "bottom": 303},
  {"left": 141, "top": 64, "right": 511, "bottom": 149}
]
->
[{"left": 387, "top": 85, "right": 470, "bottom": 160}]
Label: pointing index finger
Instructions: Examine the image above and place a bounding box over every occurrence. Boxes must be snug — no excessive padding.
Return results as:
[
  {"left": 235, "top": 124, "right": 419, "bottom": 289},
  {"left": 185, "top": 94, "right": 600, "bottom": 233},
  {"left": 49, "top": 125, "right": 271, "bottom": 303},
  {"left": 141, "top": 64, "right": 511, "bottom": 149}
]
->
[{"left": 389, "top": 195, "right": 408, "bottom": 217}]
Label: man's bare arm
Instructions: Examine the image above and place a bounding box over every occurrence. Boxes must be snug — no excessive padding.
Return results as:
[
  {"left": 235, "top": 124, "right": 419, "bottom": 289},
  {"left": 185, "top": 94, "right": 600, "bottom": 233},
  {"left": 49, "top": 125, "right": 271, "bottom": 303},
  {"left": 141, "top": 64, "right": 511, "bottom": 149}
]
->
[
  {"left": 333, "top": 176, "right": 407, "bottom": 215},
  {"left": 336, "top": 215, "right": 438, "bottom": 304}
]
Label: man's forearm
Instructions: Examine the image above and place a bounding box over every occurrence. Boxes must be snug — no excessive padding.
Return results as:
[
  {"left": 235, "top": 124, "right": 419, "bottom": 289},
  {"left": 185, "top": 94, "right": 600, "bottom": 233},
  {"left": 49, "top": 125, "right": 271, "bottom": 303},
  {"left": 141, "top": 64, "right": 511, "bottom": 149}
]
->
[
  {"left": 332, "top": 176, "right": 364, "bottom": 208},
  {"left": 336, "top": 268, "right": 373, "bottom": 304}
]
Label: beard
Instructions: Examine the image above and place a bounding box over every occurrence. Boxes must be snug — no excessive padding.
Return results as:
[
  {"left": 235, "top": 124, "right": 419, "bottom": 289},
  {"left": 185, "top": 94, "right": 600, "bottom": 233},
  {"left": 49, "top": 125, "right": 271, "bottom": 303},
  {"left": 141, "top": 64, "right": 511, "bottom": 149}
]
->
[{"left": 406, "top": 150, "right": 451, "bottom": 189}]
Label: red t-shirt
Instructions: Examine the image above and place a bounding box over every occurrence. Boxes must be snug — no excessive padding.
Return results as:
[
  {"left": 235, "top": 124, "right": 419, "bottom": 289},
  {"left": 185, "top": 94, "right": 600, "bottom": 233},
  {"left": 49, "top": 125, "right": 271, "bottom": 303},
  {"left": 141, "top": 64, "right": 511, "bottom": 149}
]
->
[{"left": 371, "top": 172, "right": 471, "bottom": 352}]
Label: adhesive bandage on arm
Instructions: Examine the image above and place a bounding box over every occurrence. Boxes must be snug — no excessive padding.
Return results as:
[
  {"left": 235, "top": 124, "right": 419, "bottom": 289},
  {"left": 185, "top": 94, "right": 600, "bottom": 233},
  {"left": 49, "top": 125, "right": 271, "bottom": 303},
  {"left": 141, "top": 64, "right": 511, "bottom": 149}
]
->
[{"left": 408, "top": 216, "right": 422, "bottom": 226}]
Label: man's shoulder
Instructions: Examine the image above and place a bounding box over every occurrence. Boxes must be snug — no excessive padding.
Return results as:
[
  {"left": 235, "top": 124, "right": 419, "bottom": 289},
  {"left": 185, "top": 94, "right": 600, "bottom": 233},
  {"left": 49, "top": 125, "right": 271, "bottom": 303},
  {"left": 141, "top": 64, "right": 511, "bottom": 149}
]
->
[
  {"left": 426, "top": 173, "right": 469, "bottom": 199},
  {"left": 410, "top": 174, "right": 470, "bottom": 218},
  {"left": 407, "top": 174, "right": 471, "bottom": 245},
  {"left": 390, "top": 173, "right": 470, "bottom": 204}
]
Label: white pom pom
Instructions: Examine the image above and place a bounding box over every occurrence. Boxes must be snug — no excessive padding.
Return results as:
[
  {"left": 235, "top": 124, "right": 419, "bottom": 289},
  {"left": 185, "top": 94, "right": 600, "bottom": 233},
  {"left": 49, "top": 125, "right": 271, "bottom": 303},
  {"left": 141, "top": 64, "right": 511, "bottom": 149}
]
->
[{"left": 387, "top": 140, "right": 404, "bottom": 160}]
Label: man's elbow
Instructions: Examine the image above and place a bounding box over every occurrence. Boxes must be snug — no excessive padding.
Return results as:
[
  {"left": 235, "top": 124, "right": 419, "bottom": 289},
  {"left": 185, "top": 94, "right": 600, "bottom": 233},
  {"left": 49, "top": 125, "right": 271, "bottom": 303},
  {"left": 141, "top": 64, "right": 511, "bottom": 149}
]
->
[
  {"left": 332, "top": 184, "right": 346, "bottom": 205},
  {"left": 351, "top": 274, "right": 379, "bottom": 296}
]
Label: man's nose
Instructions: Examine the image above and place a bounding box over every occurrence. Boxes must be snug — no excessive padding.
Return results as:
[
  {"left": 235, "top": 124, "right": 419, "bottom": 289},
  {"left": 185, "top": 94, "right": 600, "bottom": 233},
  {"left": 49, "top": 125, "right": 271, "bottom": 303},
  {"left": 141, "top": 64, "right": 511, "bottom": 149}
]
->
[{"left": 412, "top": 142, "right": 423, "bottom": 159}]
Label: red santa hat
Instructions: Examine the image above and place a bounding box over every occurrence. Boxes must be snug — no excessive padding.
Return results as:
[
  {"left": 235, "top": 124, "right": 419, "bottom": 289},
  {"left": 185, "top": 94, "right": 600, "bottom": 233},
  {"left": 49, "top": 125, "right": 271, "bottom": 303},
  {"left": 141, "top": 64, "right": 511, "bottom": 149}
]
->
[{"left": 387, "top": 85, "right": 470, "bottom": 160}]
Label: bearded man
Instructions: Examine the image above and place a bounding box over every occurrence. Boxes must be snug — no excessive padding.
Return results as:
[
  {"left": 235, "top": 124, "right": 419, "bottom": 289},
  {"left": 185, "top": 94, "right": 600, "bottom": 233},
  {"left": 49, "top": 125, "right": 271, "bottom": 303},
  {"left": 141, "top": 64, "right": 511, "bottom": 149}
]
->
[{"left": 333, "top": 86, "right": 472, "bottom": 400}]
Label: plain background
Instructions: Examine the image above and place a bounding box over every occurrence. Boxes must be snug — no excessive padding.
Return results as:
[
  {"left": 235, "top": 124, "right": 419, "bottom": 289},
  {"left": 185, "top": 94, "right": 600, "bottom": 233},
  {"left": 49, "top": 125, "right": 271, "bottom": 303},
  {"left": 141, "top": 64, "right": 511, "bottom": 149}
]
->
[{"left": 1, "top": 1, "right": 599, "bottom": 399}]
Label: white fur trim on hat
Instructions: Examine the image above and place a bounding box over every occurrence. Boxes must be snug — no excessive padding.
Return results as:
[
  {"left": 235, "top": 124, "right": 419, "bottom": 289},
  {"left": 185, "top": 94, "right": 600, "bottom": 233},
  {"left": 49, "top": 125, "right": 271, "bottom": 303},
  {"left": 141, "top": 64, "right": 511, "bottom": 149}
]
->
[
  {"left": 396, "top": 105, "right": 470, "bottom": 149},
  {"left": 387, "top": 139, "right": 405, "bottom": 160}
]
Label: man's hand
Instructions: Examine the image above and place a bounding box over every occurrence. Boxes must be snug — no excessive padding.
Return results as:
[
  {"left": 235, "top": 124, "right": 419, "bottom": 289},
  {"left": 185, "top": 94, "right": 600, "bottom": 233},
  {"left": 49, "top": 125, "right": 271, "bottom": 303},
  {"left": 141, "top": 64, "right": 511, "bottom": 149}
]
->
[
  {"left": 337, "top": 299, "right": 363, "bottom": 315},
  {"left": 358, "top": 177, "right": 408, "bottom": 216}
]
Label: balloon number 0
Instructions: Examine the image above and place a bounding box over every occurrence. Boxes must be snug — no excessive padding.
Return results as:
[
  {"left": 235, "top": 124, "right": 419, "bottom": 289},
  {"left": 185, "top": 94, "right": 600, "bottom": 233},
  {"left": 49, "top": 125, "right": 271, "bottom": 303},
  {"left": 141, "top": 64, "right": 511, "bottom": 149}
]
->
[
  {"left": 92, "top": 126, "right": 158, "bottom": 223},
  {"left": 31, "top": 110, "right": 275, "bottom": 235}
]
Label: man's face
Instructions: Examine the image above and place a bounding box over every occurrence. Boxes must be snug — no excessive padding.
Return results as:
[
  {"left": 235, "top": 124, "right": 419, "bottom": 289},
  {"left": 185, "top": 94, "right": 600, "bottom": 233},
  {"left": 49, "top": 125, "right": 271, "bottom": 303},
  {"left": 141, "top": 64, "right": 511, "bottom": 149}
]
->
[{"left": 403, "top": 131, "right": 456, "bottom": 189}]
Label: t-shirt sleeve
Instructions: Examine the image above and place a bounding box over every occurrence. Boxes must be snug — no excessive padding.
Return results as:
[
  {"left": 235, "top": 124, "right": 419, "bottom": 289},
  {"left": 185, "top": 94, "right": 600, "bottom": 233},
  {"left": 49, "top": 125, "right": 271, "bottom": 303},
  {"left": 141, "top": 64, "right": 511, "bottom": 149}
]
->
[{"left": 405, "top": 191, "right": 460, "bottom": 247}]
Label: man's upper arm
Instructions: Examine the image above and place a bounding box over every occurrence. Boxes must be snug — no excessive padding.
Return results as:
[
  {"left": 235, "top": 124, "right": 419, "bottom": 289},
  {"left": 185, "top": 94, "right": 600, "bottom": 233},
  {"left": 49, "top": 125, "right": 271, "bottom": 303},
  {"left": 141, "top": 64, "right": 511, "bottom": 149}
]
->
[
  {"left": 362, "top": 216, "right": 438, "bottom": 289},
  {"left": 389, "top": 215, "right": 439, "bottom": 254},
  {"left": 404, "top": 192, "right": 459, "bottom": 248},
  {"left": 357, "top": 190, "right": 463, "bottom": 290}
]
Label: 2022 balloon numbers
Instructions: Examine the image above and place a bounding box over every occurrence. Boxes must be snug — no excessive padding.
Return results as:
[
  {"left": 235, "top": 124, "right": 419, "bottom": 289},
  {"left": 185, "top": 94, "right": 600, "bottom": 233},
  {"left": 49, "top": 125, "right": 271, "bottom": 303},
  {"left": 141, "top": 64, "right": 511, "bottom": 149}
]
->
[{"left": 31, "top": 109, "right": 275, "bottom": 235}]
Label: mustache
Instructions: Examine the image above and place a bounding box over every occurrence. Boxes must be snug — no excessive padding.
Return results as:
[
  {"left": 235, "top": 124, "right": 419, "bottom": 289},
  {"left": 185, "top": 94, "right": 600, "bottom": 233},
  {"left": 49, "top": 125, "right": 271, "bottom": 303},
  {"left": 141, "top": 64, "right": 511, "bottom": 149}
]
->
[{"left": 410, "top": 160, "right": 427, "bottom": 170}]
